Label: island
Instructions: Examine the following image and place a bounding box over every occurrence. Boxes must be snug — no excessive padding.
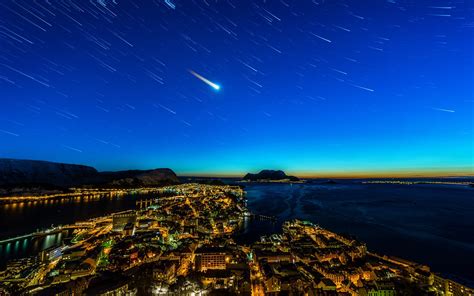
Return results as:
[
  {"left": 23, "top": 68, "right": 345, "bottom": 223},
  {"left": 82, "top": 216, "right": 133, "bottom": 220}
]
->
[{"left": 242, "top": 170, "right": 301, "bottom": 183}]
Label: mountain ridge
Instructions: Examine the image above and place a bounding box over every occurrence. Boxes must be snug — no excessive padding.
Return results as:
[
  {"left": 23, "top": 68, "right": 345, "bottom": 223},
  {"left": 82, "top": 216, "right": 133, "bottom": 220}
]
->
[{"left": 0, "top": 158, "right": 179, "bottom": 190}]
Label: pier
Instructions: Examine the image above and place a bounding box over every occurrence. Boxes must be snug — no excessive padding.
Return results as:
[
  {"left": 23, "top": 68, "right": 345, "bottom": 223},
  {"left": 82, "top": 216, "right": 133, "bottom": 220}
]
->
[{"left": 136, "top": 198, "right": 156, "bottom": 209}]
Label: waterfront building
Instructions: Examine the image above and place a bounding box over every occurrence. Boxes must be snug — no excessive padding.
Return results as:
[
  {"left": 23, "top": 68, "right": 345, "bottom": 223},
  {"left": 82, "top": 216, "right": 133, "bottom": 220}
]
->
[{"left": 112, "top": 211, "right": 136, "bottom": 232}]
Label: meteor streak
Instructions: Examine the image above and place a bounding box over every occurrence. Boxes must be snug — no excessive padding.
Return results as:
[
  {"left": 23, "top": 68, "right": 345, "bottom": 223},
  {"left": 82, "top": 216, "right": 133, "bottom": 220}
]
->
[
  {"left": 431, "top": 107, "right": 455, "bottom": 113},
  {"left": 189, "top": 70, "right": 221, "bottom": 91}
]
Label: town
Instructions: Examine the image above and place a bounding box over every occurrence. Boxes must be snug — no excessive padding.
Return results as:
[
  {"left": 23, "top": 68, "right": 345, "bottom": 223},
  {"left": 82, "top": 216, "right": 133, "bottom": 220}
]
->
[{"left": 0, "top": 184, "right": 472, "bottom": 295}]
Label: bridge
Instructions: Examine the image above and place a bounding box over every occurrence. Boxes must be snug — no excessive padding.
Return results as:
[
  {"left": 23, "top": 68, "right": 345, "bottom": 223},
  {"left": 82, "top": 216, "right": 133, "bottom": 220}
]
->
[
  {"left": 62, "top": 224, "right": 94, "bottom": 230},
  {"left": 248, "top": 213, "right": 277, "bottom": 222},
  {"left": 0, "top": 191, "right": 120, "bottom": 204},
  {"left": 0, "top": 228, "right": 64, "bottom": 245}
]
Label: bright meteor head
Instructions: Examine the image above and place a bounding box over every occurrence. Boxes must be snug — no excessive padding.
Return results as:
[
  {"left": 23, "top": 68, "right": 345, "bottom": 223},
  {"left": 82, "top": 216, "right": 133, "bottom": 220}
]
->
[{"left": 189, "top": 69, "right": 221, "bottom": 91}]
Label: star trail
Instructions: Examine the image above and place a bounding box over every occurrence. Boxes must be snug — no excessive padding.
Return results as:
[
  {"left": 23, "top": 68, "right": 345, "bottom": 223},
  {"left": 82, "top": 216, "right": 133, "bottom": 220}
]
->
[{"left": 0, "top": 0, "right": 472, "bottom": 176}]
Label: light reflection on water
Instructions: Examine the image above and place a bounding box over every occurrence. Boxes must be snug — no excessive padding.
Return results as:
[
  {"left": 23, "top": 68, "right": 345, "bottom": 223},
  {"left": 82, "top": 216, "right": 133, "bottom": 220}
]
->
[
  {"left": 0, "top": 192, "right": 155, "bottom": 265},
  {"left": 0, "top": 232, "right": 69, "bottom": 265}
]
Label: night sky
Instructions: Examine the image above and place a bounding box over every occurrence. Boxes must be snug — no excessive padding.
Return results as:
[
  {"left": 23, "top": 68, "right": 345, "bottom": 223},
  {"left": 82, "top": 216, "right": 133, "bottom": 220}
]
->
[{"left": 0, "top": 0, "right": 472, "bottom": 176}]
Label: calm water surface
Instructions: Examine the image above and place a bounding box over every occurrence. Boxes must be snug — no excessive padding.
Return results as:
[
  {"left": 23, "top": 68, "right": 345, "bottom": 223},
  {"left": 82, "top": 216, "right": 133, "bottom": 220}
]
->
[{"left": 237, "top": 182, "right": 474, "bottom": 286}]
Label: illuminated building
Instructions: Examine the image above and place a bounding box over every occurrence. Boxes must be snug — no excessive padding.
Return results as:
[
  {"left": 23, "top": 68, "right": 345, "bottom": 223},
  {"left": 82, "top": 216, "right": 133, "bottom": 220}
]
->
[
  {"left": 112, "top": 211, "right": 136, "bottom": 232},
  {"left": 195, "top": 246, "right": 230, "bottom": 272}
]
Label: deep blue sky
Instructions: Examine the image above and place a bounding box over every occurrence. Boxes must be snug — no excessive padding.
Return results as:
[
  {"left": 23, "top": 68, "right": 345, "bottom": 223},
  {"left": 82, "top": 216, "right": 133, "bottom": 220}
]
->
[{"left": 0, "top": 0, "right": 472, "bottom": 176}]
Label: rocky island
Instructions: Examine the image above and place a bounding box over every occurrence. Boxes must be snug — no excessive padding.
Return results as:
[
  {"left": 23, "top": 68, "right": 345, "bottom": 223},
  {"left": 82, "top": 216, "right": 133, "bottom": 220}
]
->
[{"left": 242, "top": 169, "right": 301, "bottom": 182}]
